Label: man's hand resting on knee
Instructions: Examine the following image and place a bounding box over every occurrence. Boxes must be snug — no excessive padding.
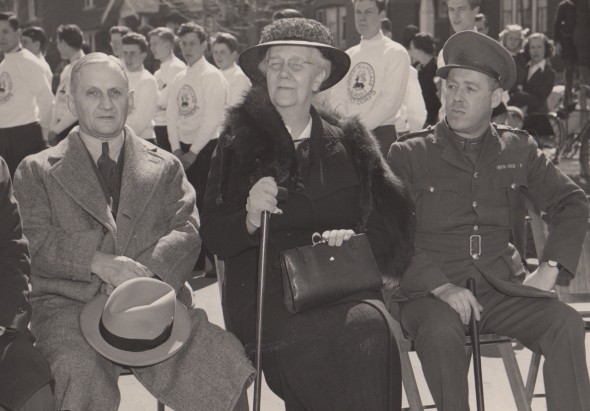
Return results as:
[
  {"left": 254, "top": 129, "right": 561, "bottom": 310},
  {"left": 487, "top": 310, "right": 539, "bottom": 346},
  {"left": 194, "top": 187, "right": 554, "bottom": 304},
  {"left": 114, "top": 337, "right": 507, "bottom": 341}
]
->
[
  {"left": 91, "top": 252, "right": 155, "bottom": 294},
  {"left": 431, "top": 283, "right": 483, "bottom": 325}
]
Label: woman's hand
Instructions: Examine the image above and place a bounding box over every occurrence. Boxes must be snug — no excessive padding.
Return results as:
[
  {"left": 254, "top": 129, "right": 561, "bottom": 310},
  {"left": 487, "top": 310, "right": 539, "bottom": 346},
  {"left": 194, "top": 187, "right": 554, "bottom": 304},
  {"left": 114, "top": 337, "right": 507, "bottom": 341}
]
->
[
  {"left": 321, "top": 229, "right": 355, "bottom": 247},
  {"left": 246, "top": 177, "right": 281, "bottom": 233}
]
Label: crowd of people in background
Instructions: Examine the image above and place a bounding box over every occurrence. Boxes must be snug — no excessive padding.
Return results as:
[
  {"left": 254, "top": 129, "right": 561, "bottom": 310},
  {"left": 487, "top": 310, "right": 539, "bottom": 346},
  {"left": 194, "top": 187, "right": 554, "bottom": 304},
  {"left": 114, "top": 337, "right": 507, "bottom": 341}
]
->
[
  {"left": 0, "top": 0, "right": 578, "bottom": 177},
  {"left": 2, "top": 0, "right": 590, "bottom": 410}
]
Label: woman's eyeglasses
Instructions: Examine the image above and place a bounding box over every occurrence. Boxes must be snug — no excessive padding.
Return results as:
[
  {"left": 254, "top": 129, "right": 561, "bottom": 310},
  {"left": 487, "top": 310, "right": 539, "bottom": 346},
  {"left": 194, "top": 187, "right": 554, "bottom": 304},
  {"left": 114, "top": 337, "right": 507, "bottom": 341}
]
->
[{"left": 267, "top": 57, "right": 314, "bottom": 73}]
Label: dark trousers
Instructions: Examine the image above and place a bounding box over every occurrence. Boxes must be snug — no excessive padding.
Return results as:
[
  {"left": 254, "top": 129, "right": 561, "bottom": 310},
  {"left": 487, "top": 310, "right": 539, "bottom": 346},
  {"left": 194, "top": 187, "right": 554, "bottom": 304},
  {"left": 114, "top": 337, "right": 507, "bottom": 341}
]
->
[
  {"left": 399, "top": 290, "right": 590, "bottom": 411},
  {"left": 181, "top": 139, "right": 218, "bottom": 269},
  {"left": 0, "top": 331, "right": 54, "bottom": 410},
  {"left": 0, "top": 122, "right": 46, "bottom": 177},
  {"left": 371, "top": 125, "right": 397, "bottom": 158},
  {"left": 155, "top": 126, "right": 171, "bottom": 152}
]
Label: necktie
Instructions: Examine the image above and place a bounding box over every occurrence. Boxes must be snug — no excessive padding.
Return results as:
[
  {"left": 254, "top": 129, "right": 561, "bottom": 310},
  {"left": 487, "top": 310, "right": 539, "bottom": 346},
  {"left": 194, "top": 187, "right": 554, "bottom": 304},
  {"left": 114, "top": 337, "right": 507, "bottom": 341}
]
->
[{"left": 97, "top": 142, "right": 120, "bottom": 214}]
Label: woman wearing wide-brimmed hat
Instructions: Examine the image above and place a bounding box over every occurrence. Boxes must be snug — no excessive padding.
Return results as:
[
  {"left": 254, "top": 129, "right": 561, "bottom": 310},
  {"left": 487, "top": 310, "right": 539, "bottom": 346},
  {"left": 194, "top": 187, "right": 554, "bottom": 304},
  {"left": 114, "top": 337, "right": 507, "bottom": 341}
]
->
[{"left": 201, "top": 18, "right": 414, "bottom": 410}]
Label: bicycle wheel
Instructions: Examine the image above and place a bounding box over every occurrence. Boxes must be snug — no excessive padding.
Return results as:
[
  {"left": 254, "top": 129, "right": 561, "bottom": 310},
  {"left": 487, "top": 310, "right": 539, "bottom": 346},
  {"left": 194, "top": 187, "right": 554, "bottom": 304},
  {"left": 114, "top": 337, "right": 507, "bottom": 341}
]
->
[{"left": 578, "top": 119, "right": 590, "bottom": 176}]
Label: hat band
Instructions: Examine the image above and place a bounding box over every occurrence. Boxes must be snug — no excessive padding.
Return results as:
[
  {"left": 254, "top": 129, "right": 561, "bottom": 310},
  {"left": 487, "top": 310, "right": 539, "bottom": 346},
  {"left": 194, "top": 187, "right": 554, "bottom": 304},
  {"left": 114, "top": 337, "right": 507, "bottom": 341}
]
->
[
  {"left": 99, "top": 318, "right": 173, "bottom": 352},
  {"left": 456, "top": 59, "right": 501, "bottom": 82}
]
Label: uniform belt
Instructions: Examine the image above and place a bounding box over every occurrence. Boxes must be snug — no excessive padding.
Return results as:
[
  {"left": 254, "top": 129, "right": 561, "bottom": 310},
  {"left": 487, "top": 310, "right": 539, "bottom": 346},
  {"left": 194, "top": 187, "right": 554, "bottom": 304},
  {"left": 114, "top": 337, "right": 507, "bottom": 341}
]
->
[{"left": 415, "top": 231, "right": 510, "bottom": 260}]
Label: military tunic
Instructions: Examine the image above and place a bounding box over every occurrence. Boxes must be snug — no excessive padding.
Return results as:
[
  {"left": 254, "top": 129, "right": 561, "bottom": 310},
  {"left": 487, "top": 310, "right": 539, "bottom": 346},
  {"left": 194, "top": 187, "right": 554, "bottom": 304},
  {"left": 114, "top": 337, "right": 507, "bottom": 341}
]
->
[
  {"left": 385, "top": 120, "right": 590, "bottom": 411},
  {"left": 387, "top": 120, "right": 589, "bottom": 300}
]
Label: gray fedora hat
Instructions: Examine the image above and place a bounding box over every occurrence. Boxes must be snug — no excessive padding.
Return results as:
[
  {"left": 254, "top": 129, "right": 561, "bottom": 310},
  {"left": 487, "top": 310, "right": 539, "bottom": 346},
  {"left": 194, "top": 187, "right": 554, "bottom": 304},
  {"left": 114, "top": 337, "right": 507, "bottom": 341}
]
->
[
  {"left": 80, "top": 277, "right": 191, "bottom": 367},
  {"left": 239, "top": 18, "right": 351, "bottom": 91}
]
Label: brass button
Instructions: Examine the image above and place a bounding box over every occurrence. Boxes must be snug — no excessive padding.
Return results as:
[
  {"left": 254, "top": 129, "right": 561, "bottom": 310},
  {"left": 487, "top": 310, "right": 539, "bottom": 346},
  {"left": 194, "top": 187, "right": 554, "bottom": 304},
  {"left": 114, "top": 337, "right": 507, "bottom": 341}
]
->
[
  {"left": 474, "top": 225, "right": 479, "bottom": 231},
  {"left": 429, "top": 186, "right": 435, "bottom": 192},
  {"left": 473, "top": 171, "right": 479, "bottom": 179},
  {"left": 510, "top": 183, "right": 517, "bottom": 189},
  {"left": 472, "top": 201, "right": 478, "bottom": 208},
  {"left": 472, "top": 254, "right": 480, "bottom": 260}
]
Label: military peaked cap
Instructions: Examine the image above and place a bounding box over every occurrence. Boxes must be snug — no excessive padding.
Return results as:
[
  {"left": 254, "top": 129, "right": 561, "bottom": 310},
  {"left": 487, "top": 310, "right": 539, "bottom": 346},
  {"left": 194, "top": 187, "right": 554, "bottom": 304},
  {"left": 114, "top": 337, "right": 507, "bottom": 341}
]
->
[{"left": 437, "top": 31, "right": 516, "bottom": 90}]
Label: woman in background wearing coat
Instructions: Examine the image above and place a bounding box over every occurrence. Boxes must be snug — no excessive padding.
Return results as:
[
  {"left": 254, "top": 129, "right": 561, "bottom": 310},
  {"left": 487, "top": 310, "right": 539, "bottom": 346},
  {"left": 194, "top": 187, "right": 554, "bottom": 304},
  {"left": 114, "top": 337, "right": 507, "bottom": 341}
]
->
[{"left": 201, "top": 18, "right": 414, "bottom": 411}]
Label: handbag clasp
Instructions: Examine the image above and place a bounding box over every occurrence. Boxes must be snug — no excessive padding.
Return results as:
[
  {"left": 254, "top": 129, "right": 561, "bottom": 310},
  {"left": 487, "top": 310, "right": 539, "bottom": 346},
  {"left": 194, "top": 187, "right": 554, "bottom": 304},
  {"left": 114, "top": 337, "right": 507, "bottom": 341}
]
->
[{"left": 312, "top": 232, "right": 323, "bottom": 245}]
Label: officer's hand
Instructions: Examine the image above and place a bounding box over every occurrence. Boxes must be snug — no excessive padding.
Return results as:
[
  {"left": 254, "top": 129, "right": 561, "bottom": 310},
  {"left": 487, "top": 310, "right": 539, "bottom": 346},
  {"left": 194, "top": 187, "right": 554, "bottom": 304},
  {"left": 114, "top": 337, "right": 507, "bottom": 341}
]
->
[
  {"left": 321, "top": 229, "right": 355, "bottom": 247},
  {"left": 431, "top": 283, "right": 483, "bottom": 325},
  {"left": 181, "top": 152, "right": 197, "bottom": 170},
  {"left": 246, "top": 177, "right": 280, "bottom": 233},
  {"left": 91, "top": 252, "right": 152, "bottom": 289},
  {"left": 523, "top": 262, "right": 559, "bottom": 291}
]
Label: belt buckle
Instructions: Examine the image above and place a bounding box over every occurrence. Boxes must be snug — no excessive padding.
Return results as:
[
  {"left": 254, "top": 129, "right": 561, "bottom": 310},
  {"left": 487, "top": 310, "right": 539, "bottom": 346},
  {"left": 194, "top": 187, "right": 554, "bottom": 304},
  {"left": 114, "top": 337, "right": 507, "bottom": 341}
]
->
[{"left": 469, "top": 234, "right": 481, "bottom": 260}]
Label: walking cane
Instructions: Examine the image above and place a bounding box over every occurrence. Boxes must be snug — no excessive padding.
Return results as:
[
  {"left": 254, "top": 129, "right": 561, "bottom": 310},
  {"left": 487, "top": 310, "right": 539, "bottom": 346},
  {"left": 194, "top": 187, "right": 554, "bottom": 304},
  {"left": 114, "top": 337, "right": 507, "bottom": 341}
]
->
[
  {"left": 253, "top": 209, "right": 270, "bottom": 411},
  {"left": 467, "top": 277, "right": 484, "bottom": 411},
  {"left": 253, "top": 188, "right": 288, "bottom": 411}
]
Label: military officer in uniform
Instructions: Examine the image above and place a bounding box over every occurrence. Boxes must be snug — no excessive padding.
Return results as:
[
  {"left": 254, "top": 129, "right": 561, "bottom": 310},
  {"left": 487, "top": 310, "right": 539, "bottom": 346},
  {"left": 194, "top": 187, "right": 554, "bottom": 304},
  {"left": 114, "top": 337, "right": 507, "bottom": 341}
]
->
[{"left": 386, "top": 30, "right": 590, "bottom": 411}]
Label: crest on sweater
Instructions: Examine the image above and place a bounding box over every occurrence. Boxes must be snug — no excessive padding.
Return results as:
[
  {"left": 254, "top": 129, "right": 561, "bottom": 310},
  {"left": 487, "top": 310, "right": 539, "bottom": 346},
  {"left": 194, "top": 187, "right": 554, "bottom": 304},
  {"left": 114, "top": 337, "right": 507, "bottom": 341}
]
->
[
  {"left": 177, "top": 84, "right": 198, "bottom": 118},
  {"left": 347, "top": 62, "right": 375, "bottom": 104},
  {"left": 0, "top": 72, "right": 13, "bottom": 104}
]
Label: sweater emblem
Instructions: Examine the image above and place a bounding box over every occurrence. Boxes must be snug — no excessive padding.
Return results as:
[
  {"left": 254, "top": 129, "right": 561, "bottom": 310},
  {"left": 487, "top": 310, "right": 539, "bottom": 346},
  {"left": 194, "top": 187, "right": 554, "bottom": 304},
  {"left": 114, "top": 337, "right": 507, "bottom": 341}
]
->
[
  {"left": 177, "top": 84, "right": 198, "bottom": 118},
  {"left": 348, "top": 62, "right": 375, "bottom": 104},
  {"left": 0, "top": 72, "right": 13, "bottom": 104}
]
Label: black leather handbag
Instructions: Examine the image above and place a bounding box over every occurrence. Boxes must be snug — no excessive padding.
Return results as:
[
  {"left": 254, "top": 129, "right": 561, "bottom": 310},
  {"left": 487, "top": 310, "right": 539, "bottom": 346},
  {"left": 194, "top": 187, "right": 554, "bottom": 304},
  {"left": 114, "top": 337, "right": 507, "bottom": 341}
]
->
[{"left": 280, "top": 233, "right": 384, "bottom": 313}]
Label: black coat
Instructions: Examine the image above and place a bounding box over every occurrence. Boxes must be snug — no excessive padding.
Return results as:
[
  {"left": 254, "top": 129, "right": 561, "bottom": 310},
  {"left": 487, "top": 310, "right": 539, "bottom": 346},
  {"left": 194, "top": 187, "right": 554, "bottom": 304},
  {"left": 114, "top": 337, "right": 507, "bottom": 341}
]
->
[
  {"left": 0, "top": 157, "right": 52, "bottom": 409},
  {"left": 509, "top": 61, "right": 556, "bottom": 114},
  {"left": 416, "top": 58, "right": 441, "bottom": 126},
  {"left": 201, "top": 86, "right": 414, "bottom": 347}
]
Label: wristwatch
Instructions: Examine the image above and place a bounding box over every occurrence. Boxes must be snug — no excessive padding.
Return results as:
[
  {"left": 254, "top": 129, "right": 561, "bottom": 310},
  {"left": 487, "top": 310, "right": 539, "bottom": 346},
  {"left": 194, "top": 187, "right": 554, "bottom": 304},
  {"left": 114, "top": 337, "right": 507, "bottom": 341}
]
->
[{"left": 546, "top": 260, "right": 561, "bottom": 269}]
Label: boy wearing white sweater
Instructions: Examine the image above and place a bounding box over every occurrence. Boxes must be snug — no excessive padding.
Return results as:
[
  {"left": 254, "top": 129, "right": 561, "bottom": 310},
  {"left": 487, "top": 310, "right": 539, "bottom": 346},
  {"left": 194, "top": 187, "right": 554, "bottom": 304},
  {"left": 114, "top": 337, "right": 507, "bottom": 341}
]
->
[
  {"left": 167, "top": 22, "right": 227, "bottom": 275},
  {"left": 0, "top": 12, "right": 53, "bottom": 176},
  {"left": 121, "top": 33, "right": 158, "bottom": 143},
  {"left": 330, "top": 0, "right": 410, "bottom": 156},
  {"left": 149, "top": 27, "right": 186, "bottom": 152}
]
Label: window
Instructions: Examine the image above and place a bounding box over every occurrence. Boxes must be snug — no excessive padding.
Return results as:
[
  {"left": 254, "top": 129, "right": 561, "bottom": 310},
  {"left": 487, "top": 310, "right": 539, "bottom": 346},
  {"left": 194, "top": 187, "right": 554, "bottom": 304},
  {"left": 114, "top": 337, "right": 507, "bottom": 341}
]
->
[
  {"left": 27, "top": 0, "right": 36, "bottom": 21},
  {"left": 315, "top": 6, "right": 346, "bottom": 49},
  {"left": 501, "top": 0, "right": 513, "bottom": 28},
  {"left": 84, "top": 0, "right": 95, "bottom": 9},
  {"left": 518, "top": 0, "right": 531, "bottom": 29},
  {"left": 85, "top": 30, "right": 97, "bottom": 52},
  {"left": 537, "top": 0, "right": 548, "bottom": 33}
]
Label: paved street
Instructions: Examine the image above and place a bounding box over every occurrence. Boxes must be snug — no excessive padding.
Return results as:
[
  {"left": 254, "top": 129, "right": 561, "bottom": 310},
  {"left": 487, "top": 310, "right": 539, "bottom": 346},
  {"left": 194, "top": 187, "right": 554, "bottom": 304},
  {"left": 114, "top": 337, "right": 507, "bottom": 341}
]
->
[{"left": 116, "top": 270, "right": 590, "bottom": 411}]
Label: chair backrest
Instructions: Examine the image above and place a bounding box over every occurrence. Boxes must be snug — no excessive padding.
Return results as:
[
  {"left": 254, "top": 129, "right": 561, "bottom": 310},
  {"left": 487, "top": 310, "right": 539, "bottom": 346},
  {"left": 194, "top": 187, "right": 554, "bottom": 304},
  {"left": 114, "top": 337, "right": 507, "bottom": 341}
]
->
[{"left": 526, "top": 199, "right": 590, "bottom": 303}]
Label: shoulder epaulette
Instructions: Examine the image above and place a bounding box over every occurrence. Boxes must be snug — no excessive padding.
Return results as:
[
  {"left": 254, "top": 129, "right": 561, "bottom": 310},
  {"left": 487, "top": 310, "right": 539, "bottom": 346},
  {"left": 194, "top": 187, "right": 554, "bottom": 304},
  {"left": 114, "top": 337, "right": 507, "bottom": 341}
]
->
[
  {"left": 398, "top": 125, "right": 434, "bottom": 142},
  {"left": 492, "top": 123, "right": 530, "bottom": 139}
]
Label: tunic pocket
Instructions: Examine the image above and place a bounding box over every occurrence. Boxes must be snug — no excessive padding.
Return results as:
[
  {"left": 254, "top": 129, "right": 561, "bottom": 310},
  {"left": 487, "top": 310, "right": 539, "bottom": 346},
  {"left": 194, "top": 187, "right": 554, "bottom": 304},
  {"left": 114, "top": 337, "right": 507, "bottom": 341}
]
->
[{"left": 413, "top": 179, "right": 458, "bottom": 230}]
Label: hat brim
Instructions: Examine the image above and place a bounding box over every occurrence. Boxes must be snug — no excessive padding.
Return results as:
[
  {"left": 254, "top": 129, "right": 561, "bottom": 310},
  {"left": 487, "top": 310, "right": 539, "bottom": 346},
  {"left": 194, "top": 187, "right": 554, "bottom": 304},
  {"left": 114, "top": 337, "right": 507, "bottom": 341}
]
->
[
  {"left": 436, "top": 63, "right": 501, "bottom": 84},
  {"left": 239, "top": 40, "right": 351, "bottom": 91},
  {"left": 80, "top": 293, "right": 191, "bottom": 367}
]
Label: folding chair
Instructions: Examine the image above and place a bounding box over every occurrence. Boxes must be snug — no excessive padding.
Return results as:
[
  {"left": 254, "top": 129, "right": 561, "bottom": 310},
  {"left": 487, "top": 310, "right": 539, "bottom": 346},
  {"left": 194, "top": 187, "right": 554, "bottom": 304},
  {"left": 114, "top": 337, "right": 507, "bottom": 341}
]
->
[
  {"left": 389, "top": 305, "right": 530, "bottom": 411},
  {"left": 524, "top": 200, "right": 590, "bottom": 404}
]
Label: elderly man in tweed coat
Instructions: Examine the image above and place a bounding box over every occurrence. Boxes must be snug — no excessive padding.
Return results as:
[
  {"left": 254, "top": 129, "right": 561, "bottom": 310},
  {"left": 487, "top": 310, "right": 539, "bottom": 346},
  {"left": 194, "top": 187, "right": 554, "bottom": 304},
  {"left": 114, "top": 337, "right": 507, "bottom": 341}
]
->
[{"left": 13, "top": 53, "right": 254, "bottom": 411}]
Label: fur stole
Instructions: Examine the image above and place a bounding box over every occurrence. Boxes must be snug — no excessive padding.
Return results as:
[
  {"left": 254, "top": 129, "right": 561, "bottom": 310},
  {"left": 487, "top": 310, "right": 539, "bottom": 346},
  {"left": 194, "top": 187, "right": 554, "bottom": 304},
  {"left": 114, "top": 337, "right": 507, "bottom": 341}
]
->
[{"left": 216, "top": 86, "right": 415, "bottom": 286}]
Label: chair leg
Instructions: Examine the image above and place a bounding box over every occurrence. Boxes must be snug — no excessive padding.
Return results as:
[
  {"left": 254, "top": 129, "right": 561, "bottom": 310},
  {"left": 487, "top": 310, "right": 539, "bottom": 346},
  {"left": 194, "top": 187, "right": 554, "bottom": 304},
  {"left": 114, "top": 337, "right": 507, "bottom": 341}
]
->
[
  {"left": 525, "top": 352, "right": 542, "bottom": 405},
  {"left": 498, "top": 342, "right": 531, "bottom": 411},
  {"left": 400, "top": 349, "right": 425, "bottom": 411},
  {"left": 157, "top": 400, "right": 165, "bottom": 411},
  {"left": 389, "top": 317, "right": 424, "bottom": 411}
]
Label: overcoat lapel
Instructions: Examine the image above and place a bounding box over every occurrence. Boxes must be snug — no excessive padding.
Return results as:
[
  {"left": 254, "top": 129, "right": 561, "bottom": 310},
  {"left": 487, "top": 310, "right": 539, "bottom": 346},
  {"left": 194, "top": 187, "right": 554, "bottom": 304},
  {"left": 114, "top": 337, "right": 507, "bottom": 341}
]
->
[
  {"left": 115, "top": 132, "right": 165, "bottom": 253},
  {"left": 51, "top": 133, "right": 117, "bottom": 233}
]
